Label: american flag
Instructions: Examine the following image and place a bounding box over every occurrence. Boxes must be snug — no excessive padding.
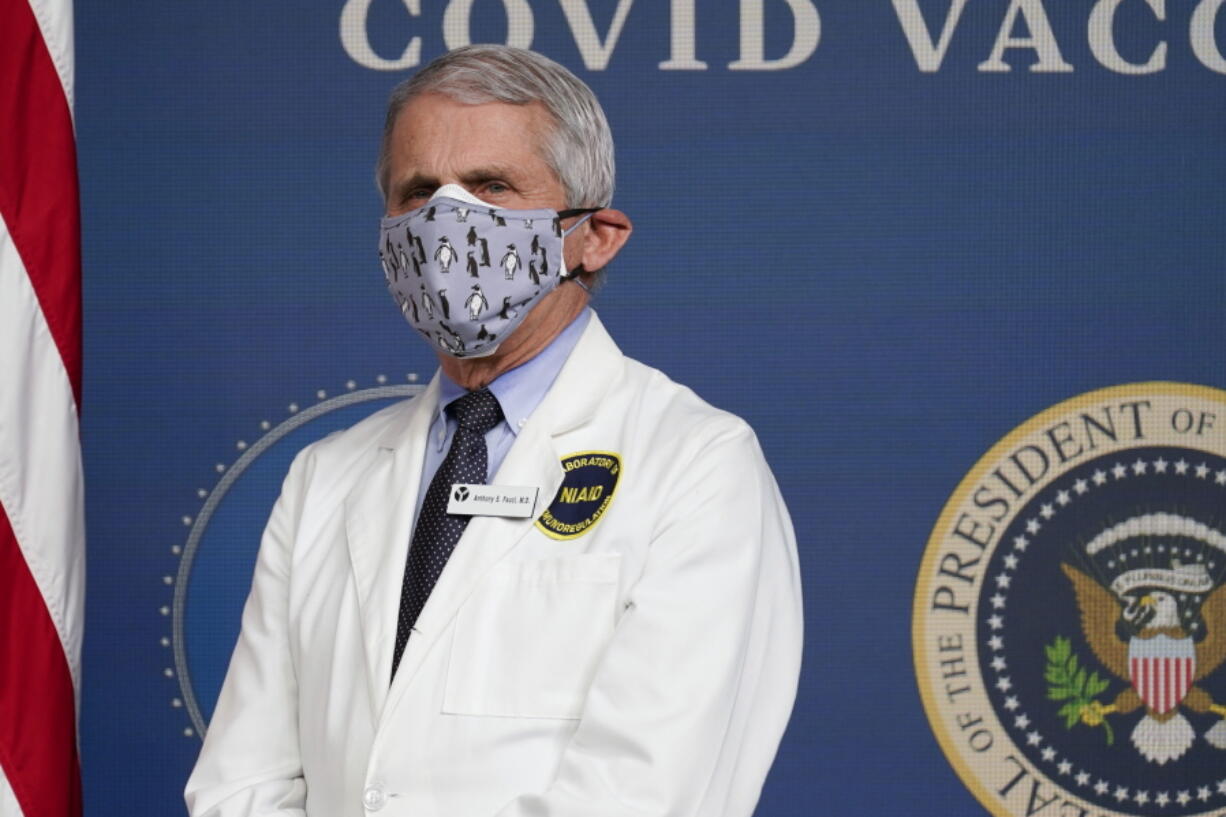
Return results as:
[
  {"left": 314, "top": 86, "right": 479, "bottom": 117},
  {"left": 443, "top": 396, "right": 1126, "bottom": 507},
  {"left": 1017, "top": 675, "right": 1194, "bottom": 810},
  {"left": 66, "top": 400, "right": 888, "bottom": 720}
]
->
[{"left": 0, "top": 0, "right": 85, "bottom": 814}]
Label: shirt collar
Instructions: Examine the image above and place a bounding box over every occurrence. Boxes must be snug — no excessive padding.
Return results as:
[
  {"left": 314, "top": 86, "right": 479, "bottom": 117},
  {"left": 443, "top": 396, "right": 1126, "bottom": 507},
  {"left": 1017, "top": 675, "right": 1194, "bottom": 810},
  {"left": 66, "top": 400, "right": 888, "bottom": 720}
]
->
[{"left": 436, "top": 307, "right": 592, "bottom": 435}]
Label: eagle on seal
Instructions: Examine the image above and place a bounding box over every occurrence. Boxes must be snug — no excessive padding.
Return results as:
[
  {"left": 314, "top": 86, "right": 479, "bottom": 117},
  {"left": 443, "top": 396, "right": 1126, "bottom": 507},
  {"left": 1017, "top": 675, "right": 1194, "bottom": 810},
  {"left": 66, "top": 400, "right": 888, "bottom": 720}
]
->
[{"left": 1063, "top": 560, "right": 1226, "bottom": 764}]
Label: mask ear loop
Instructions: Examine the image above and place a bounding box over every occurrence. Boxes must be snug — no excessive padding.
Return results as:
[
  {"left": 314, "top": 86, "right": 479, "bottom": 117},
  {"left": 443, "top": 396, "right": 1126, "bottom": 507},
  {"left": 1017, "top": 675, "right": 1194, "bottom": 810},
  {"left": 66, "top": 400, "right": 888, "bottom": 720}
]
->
[{"left": 557, "top": 208, "right": 601, "bottom": 288}]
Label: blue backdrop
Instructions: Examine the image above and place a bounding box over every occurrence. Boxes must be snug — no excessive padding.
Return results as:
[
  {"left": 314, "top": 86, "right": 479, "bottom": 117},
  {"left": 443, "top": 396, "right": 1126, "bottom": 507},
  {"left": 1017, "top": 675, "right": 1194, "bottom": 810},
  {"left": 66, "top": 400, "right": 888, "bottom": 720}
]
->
[{"left": 76, "top": 1, "right": 1226, "bottom": 815}]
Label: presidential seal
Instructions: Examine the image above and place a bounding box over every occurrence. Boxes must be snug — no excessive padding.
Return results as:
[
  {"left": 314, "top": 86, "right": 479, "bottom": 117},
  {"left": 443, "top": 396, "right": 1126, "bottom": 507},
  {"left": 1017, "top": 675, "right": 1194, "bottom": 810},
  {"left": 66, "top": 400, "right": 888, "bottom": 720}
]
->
[{"left": 915, "top": 383, "right": 1226, "bottom": 817}]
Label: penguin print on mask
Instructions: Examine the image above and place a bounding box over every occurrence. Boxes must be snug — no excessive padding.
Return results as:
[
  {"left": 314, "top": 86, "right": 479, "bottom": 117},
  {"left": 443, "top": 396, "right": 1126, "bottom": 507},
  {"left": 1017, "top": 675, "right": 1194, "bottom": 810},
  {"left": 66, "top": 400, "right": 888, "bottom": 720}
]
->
[
  {"left": 466, "top": 251, "right": 479, "bottom": 278},
  {"left": 434, "top": 236, "right": 458, "bottom": 272},
  {"left": 436, "top": 332, "right": 464, "bottom": 355},
  {"left": 500, "top": 244, "right": 522, "bottom": 280},
  {"left": 479, "top": 238, "right": 490, "bottom": 267},
  {"left": 411, "top": 255, "right": 422, "bottom": 278},
  {"left": 456, "top": 206, "right": 469, "bottom": 223},
  {"left": 413, "top": 235, "right": 426, "bottom": 265},
  {"left": 383, "top": 236, "right": 399, "bottom": 276},
  {"left": 552, "top": 217, "right": 562, "bottom": 237},
  {"left": 437, "top": 320, "right": 465, "bottom": 354},
  {"left": 424, "top": 206, "right": 436, "bottom": 222},
  {"left": 465, "top": 285, "right": 489, "bottom": 320},
  {"left": 437, "top": 289, "right": 450, "bottom": 320},
  {"left": 408, "top": 294, "right": 419, "bottom": 322},
  {"left": 476, "top": 324, "right": 497, "bottom": 343},
  {"left": 528, "top": 260, "right": 540, "bottom": 286},
  {"left": 420, "top": 287, "right": 436, "bottom": 319},
  {"left": 499, "top": 296, "right": 518, "bottom": 321},
  {"left": 466, "top": 225, "right": 477, "bottom": 246}
]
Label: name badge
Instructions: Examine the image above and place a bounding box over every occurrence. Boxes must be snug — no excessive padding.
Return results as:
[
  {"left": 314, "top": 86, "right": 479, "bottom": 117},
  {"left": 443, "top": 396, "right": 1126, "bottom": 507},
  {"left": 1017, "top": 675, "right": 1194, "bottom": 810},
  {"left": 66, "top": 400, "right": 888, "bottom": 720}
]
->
[{"left": 447, "top": 484, "right": 540, "bottom": 518}]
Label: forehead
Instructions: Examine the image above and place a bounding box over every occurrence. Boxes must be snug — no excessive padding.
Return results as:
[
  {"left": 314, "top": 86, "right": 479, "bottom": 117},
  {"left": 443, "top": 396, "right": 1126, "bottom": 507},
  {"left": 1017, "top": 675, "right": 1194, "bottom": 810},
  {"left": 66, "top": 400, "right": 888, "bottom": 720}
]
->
[{"left": 387, "top": 92, "right": 554, "bottom": 177}]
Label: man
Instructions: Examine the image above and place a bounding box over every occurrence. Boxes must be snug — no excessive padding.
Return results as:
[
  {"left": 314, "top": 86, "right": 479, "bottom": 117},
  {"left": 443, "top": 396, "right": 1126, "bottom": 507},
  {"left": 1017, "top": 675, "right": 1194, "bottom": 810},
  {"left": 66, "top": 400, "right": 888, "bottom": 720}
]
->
[{"left": 186, "top": 45, "right": 802, "bottom": 817}]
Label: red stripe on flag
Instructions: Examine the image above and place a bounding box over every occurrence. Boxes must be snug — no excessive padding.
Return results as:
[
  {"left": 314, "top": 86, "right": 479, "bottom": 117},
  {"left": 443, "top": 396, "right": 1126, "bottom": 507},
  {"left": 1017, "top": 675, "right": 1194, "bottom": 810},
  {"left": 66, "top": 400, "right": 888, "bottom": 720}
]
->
[
  {"left": 0, "top": 0, "right": 82, "bottom": 405},
  {"left": 0, "top": 504, "right": 82, "bottom": 817}
]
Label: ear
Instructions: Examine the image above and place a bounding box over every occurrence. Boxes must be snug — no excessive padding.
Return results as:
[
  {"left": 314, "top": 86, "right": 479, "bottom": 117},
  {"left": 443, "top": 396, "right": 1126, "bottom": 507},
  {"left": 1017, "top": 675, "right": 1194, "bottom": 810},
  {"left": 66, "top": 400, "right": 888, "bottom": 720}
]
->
[{"left": 574, "top": 208, "right": 632, "bottom": 273}]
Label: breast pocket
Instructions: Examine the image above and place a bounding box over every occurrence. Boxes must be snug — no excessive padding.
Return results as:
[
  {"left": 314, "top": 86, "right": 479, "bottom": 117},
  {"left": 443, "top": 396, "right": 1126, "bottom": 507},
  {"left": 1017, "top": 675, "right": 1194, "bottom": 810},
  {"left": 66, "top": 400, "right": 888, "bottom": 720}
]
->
[{"left": 443, "top": 553, "right": 621, "bottom": 719}]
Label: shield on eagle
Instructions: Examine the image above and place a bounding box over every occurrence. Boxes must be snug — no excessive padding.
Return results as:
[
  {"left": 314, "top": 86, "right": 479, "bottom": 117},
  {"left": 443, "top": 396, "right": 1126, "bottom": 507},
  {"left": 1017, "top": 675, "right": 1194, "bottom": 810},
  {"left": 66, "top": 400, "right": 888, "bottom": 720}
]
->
[{"left": 1128, "top": 634, "right": 1196, "bottom": 715}]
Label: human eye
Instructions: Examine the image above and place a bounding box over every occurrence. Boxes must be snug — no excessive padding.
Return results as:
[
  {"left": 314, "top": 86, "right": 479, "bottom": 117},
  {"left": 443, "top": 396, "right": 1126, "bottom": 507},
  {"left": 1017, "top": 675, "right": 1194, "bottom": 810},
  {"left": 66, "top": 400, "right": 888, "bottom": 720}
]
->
[
  {"left": 404, "top": 188, "right": 434, "bottom": 206},
  {"left": 479, "top": 181, "right": 512, "bottom": 197}
]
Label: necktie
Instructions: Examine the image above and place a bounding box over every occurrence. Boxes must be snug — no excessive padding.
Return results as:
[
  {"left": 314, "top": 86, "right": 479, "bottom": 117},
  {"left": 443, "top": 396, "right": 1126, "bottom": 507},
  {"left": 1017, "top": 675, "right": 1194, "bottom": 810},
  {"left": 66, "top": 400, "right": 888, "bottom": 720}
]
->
[{"left": 391, "top": 388, "right": 504, "bottom": 680}]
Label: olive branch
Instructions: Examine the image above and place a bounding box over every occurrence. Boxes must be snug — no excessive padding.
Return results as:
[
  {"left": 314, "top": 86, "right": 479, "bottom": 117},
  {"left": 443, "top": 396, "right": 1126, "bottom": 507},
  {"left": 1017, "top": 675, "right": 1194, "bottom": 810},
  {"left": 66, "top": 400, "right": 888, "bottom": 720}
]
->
[{"left": 1045, "top": 635, "right": 1114, "bottom": 745}]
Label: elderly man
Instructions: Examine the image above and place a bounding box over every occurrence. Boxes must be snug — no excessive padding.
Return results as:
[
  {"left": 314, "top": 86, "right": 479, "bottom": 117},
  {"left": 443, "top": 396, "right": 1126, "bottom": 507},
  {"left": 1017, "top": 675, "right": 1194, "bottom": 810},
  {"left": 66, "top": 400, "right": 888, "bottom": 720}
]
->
[{"left": 186, "top": 45, "right": 802, "bottom": 817}]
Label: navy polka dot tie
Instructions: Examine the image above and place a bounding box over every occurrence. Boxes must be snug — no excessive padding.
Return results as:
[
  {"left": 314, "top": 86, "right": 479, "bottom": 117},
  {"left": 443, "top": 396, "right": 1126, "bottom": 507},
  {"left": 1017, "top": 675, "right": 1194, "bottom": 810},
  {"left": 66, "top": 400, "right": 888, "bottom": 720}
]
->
[{"left": 391, "top": 388, "right": 504, "bottom": 681}]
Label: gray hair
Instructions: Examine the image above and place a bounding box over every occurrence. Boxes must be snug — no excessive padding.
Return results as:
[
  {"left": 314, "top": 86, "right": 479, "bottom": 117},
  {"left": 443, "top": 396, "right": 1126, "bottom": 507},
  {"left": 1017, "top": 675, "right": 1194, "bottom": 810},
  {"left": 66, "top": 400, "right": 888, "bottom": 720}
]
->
[{"left": 375, "top": 45, "right": 615, "bottom": 210}]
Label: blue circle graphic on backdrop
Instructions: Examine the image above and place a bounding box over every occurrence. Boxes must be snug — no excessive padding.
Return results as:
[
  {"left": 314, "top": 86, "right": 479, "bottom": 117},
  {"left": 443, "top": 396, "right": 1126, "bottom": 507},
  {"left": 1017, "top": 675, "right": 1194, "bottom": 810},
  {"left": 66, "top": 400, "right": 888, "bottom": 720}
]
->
[{"left": 171, "top": 382, "right": 424, "bottom": 738}]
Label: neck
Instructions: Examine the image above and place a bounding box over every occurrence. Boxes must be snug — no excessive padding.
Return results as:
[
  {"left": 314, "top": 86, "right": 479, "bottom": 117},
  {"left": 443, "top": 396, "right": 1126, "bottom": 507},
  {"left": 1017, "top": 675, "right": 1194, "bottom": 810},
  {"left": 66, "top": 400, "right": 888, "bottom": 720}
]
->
[{"left": 436, "top": 282, "right": 589, "bottom": 391}]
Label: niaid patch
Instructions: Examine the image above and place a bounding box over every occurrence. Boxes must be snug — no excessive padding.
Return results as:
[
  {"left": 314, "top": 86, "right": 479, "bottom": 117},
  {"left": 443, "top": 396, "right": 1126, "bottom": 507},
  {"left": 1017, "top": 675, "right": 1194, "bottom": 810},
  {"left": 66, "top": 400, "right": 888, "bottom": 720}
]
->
[{"left": 536, "top": 451, "right": 621, "bottom": 540}]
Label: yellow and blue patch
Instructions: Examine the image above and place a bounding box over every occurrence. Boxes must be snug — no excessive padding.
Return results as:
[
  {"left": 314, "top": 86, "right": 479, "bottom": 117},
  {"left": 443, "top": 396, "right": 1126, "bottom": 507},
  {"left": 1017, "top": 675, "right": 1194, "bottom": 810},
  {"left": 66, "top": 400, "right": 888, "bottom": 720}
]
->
[{"left": 535, "top": 451, "right": 622, "bottom": 540}]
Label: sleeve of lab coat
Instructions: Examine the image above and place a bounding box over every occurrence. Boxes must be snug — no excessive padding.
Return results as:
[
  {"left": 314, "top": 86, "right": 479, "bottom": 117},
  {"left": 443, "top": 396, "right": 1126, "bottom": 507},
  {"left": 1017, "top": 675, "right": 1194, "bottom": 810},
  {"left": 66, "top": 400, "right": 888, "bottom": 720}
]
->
[
  {"left": 493, "top": 420, "right": 804, "bottom": 817},
  {"left": 183, "top": 446, "right": 314, "bottom": 817}
]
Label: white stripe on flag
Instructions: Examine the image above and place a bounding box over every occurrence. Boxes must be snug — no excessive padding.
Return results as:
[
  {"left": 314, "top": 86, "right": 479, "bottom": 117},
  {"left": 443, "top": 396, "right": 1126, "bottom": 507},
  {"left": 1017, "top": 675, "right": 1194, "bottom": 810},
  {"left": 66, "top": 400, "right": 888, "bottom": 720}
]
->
[{"left": 0, "top": 216, "right": 85, "bottom": 688}]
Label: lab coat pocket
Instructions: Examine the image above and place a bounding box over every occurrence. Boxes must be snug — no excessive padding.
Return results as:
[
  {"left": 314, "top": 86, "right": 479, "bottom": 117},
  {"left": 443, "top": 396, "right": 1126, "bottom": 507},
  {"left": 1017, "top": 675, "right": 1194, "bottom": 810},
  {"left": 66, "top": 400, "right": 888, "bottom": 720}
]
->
[{"left": 443, "top": 553, "right": 621, "bottom": 719}]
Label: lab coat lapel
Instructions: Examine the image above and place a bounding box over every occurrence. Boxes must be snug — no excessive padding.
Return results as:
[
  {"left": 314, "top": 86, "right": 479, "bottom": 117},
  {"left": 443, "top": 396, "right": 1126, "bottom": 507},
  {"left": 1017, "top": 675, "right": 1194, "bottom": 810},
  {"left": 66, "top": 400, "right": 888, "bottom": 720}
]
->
[
  {"left": 344, "top": 376, "right": 440, "bottom": 719},
  {"left": 383, "top": 422, "right": 565, "bottom": 704},
  {"left": 380, "top": 312, "right": 627, "bottom": 718}
]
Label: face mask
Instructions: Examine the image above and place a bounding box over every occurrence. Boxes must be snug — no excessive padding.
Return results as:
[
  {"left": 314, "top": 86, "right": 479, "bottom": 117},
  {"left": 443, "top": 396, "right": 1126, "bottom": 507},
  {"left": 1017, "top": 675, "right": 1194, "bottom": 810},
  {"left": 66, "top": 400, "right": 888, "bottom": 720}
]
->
[{"left": 379, "top": 184, "right": 597, "bottom": 358}]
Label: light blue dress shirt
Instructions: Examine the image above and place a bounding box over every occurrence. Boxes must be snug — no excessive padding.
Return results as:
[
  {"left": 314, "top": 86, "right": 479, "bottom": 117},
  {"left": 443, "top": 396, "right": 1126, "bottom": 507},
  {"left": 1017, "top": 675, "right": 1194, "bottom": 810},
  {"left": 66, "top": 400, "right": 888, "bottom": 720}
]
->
[{"left": 412, "top": 308, "right": 592, "bottom": 524}]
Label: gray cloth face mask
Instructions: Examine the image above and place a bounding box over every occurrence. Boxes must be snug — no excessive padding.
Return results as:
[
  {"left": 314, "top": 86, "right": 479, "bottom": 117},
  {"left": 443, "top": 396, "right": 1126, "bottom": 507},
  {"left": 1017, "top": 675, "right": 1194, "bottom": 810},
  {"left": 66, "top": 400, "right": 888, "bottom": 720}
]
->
[{"left": 380, "top": 186, "right": 597, "bottom": 359}]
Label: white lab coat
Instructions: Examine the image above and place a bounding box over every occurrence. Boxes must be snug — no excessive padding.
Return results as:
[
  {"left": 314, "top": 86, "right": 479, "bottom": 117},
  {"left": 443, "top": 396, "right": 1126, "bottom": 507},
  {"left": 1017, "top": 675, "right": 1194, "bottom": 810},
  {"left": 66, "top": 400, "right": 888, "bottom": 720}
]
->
[{"left": 185, "top": 313, "right": 803, "bottom": 817}]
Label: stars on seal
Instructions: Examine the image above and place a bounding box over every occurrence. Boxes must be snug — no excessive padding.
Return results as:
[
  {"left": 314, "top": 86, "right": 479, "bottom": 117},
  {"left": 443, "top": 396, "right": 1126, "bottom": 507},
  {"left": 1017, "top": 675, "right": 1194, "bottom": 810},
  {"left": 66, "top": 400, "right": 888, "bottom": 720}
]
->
[{"left": 980, "top": 449, "right": 1226, "bottom": 809}]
